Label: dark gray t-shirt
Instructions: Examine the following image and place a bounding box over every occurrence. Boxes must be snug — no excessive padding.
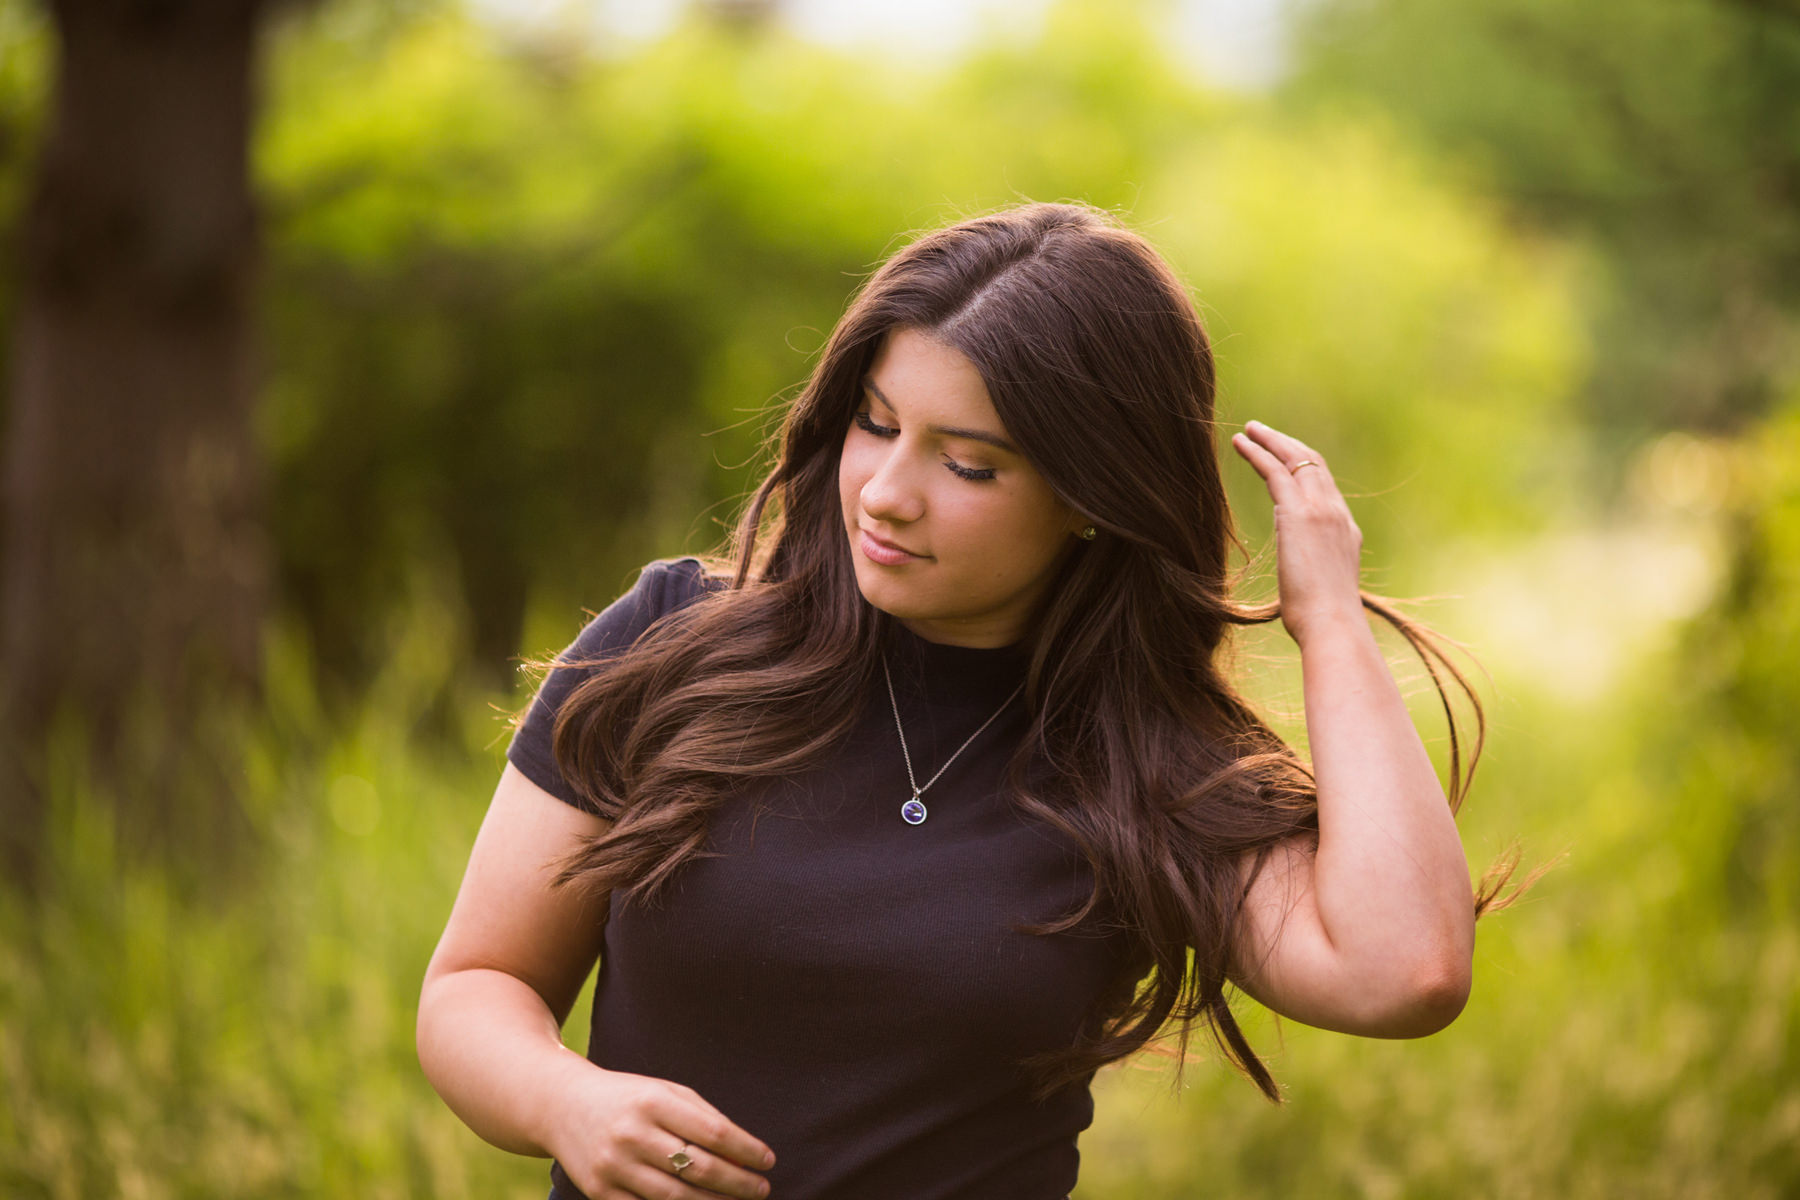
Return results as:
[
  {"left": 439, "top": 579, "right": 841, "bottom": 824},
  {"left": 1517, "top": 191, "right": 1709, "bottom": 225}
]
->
[{"left": 508, "top": 559, "right": 1136, "bottom": 1200}]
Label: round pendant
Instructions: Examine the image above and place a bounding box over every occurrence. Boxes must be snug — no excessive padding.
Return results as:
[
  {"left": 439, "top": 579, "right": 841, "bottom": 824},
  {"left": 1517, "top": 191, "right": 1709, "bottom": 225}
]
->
[{"left": 900, "top": 797, "right": 928, "bottom": 825}]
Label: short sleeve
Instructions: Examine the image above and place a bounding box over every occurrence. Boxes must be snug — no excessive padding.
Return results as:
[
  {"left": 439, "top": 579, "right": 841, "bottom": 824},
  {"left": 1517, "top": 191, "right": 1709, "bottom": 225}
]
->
[{"left": 506, "top": 557, "right": 718, "bottom": 812}]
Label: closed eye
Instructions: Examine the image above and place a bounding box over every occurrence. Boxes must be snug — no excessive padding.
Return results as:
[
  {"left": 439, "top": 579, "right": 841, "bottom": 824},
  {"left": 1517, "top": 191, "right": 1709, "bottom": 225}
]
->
[
  {"left": 852, "top": 410, "right": 998, "bottom": 483},
  {"left": 853, "top": 410, "right": 898, "bottom": 438},
  {"left": 943, "top": 458, "right": 996, "bottom": 482}
]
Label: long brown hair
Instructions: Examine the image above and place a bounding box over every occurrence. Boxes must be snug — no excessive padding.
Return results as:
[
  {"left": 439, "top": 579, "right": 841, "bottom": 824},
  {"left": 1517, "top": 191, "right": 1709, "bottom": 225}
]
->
[{"left": 548, "top": 201, "right": 1512, "bottom": 1101}]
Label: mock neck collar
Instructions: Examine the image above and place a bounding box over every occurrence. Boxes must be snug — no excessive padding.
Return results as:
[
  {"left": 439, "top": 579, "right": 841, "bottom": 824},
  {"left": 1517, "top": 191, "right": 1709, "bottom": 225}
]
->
[{"left": 881, "top": 620, "right": 1030, "bottom": 711}]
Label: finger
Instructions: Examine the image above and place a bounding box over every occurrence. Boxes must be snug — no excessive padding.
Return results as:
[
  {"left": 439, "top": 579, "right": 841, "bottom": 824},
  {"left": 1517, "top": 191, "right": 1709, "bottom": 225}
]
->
[
  {"left": 594, "top": 1187, "right": 653, "bottom": 1200},
  {"left": 619, "top": 1159, "right": 734, "bottom": 1200},
  {"left": 656, "top": 1094, "right": 775, "bottom": 1173},
  {"left": 1245, "top": 417, "right": 1332, "bottom": 478},
  {"left": 662, "top": 1086, "right": 768, "bottom": 1154},
  {"left": 1244, "top": 421, "right": 1338, "bottom": 491},
  {"left": 1242, "top": 419, "right": 1319, "bottom": 467},
  {"left": 1231, "top": 432, "right": 1301, "bottom": 503},
  {"left": 649, "top": 1139, "right": 770, "bottom": 1200}
]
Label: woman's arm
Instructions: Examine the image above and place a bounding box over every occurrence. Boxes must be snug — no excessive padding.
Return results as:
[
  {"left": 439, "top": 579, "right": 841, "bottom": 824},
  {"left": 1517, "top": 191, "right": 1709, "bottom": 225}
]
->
[
  {"left": 1225, "top": 420, "right": 1476, "bottom": 1038},
  {"left": 417, "top": 764, "right": 608, "bottom": 1153},
  {"left": 418, "top": 764, "right": 775, "bottom": 1198}
]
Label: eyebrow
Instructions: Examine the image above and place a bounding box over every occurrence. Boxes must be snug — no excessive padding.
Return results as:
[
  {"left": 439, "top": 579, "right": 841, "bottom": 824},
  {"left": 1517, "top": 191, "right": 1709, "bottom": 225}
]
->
[{"left": 861, "top": 377, "right": 1020, "bottom": 455}]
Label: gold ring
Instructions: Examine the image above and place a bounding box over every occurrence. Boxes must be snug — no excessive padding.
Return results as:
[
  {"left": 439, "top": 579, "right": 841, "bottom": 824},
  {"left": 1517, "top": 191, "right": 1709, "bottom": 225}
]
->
[
  {"left": 668, "top": 1146, "right": 695, "bottom": 1176},
  {"left": 1290, "top": 460, "right": 1319, "bottom": 474}
]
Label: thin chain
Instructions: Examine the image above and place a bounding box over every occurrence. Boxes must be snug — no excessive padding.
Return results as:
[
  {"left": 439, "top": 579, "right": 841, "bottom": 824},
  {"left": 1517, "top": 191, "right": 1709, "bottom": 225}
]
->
[{"left": 881, "top": 654, "right": 1025, "bottom": 800}]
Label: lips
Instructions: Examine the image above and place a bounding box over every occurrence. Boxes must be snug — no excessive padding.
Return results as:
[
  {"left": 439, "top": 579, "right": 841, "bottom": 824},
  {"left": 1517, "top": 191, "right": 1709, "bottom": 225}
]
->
[{"left": 858, "top": 528, "right": 924, "bottom": 565}]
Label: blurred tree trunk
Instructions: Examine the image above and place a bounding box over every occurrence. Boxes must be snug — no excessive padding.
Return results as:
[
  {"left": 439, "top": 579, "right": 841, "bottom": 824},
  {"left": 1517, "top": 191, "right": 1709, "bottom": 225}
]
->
[{"left": 0, "top": 0, "right": 276, "bottom": 890}]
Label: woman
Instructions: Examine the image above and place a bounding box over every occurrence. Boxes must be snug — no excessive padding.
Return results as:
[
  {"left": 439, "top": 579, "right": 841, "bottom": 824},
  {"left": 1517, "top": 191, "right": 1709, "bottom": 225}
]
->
[{"left": 417, "top": 201, "right": 1509, "bottom": 1200}]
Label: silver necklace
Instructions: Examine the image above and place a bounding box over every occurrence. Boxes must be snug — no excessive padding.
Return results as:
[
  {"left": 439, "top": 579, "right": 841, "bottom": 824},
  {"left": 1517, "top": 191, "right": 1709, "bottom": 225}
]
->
[{"left": 881, "top": 654, "right": 1025, "bottom": 826}]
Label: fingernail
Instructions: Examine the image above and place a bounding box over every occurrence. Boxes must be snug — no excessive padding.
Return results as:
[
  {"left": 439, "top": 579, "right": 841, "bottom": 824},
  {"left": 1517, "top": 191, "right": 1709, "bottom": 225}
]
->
[
  {"left": 764, "top": 1150, "right": 776, "bottom": 1168},
  {"left": 1245, "top": 419, "right": 1262, "bottom": 430}
]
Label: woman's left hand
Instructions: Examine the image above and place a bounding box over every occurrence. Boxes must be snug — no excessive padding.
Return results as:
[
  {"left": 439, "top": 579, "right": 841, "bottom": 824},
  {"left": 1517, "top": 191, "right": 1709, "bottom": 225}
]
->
[{"left": 1230, "top": 420, "right": 1365, "bottom": 647}]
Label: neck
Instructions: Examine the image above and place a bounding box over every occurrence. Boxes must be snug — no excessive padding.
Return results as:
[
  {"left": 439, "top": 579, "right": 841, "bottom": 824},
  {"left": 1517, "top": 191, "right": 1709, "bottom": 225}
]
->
[{"left": 896, "top": 615, "right": 1025, "bottom": 650}]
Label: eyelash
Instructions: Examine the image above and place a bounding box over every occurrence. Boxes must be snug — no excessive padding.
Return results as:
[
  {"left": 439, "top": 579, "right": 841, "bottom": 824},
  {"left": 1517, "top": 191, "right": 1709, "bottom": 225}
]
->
[{"left": 852, "top": 410, "right": 997, "bottom": 482}]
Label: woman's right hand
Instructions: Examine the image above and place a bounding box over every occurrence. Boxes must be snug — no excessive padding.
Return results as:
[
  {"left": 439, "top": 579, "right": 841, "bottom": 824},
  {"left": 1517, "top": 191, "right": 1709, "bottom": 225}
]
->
[
  {"left": 417, "top": 769, "right": 774, "bottom": 1197},
  {"left": 543, "top": 1060, "right": 776, "bottom": 1200}
]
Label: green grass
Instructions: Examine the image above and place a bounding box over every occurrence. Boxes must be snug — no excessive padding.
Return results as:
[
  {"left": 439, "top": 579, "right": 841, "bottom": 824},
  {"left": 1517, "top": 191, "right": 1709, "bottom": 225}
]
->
[{"left": 0, "top": 622, "right": 544, "bottom": 1199}]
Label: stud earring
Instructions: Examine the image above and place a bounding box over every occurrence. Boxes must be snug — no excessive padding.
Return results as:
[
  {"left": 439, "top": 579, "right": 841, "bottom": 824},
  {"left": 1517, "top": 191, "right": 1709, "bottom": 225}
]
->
[{"left": 1078, "top": 525, "right": 1098, "bottom": 541}]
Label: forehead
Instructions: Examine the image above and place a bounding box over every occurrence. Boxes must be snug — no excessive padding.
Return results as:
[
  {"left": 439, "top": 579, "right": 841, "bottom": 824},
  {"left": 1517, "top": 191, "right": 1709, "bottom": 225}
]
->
[{"left": 865, "top": 328, "right": 998, "bottom": 419}]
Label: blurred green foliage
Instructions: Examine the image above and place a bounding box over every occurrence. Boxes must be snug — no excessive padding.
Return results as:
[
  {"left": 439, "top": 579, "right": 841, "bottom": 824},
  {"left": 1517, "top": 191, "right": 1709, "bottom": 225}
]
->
[
  {"left": 1, "top": 0, "right": 1797, "bottom": 1194},
  {"left": 246, "top": 0, "right": 1586, "bottom": 693},
  {"left": 1643, "top": 405, "right": 1800, "bottom": 922},
  {"left": 1289, "top": 0, "right": 1800, "bottom": 444},
  {"left": 0, "top": 606, "right": 536, "bottom": 1197}
]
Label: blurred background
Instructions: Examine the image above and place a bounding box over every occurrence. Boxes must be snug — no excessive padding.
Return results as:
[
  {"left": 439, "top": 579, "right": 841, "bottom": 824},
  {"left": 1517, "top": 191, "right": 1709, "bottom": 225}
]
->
[{"left": 0, "top": 0, "right": 1795, "bottom": 1194}]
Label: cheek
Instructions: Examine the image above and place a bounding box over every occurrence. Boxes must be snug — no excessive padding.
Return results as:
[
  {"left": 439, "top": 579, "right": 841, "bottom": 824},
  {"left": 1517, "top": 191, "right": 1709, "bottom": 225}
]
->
[
  {"left": 930, "top": 494, "right": 1026, "bottom": 564},
  {"left": 1001, "top": 491, "right": 1075, "bottom": 565},
  {"left": 837, "top": 439, "right": 864, "bottom": 511},
  {"left": 838, "top": 434, "right": 899, "bottom": 519}
]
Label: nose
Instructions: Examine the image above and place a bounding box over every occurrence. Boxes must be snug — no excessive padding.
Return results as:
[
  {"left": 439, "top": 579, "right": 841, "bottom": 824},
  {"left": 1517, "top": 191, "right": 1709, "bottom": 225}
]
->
[{"left": 860, "top": 443, "right": 926, "bottom": 525}]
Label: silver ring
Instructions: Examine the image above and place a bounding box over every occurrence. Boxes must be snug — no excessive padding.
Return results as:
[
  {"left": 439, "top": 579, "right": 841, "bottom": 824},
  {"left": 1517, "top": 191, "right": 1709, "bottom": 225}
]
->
[
  {"left": 668, "top": 1144, "right": 695, "bottom": 1176},
  {"left": 1290, "top": 459, "right": 1319, "bottom": 474}
]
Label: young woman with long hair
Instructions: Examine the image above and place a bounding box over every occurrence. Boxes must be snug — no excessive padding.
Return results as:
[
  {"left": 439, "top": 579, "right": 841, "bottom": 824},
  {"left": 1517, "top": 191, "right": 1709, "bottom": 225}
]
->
[{"left": 417, "top": 201, "right": 1513, "bottom": 1200}]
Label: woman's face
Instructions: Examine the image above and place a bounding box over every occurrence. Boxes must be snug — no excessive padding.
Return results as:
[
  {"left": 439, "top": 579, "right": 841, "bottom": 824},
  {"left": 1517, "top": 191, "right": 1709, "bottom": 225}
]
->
[{"left": 838, "top": 327, "right": 1084, "bottom": 648}]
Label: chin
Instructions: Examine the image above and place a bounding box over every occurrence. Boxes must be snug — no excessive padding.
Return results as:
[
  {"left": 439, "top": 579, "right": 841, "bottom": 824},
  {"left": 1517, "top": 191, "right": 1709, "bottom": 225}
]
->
[
  {"left": 851, "top": 568, "right": 928, "bottom": 623},
  {"left": 851, "top": 570, "right": 903, "bottom": 615}
]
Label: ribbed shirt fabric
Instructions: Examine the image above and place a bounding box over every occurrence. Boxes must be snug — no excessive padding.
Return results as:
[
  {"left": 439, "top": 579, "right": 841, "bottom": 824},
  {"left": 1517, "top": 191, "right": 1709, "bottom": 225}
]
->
[{"left": 507, "top": 559, "right": 1135, "bottom": 1200}]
